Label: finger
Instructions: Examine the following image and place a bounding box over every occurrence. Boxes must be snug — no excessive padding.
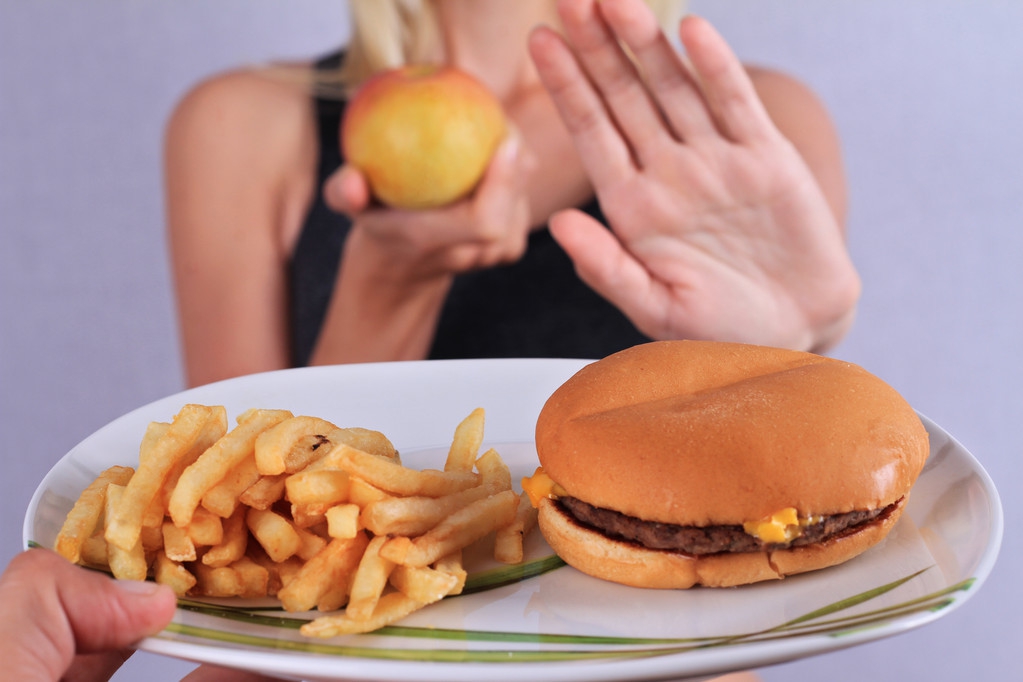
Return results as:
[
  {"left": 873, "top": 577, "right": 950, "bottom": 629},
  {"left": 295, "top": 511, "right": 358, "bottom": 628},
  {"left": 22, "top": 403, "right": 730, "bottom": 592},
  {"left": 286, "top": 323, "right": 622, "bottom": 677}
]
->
[
  {"left": 548, "top": 209, "right": 661, "bottom": 334},
  {"left": 679, "top": 15, "right": 775, "bottom": 144},
  {"left": 468, "top": 133, "right": 533, "bottom": 265},
  {"left": 323, "top": 164, "right": 372, "bottom": 215},
  {"left": 554, "top": 0, "right": 672, "bottom": 157},
  {"left": 61, "top": 565, "right": 178, "bottom": 655},
  {"left": 596, "top": 0, "right": 717, "bottom": 140},
  {"left": 528, "top": 24, "right": 635, "bottom": 189}
]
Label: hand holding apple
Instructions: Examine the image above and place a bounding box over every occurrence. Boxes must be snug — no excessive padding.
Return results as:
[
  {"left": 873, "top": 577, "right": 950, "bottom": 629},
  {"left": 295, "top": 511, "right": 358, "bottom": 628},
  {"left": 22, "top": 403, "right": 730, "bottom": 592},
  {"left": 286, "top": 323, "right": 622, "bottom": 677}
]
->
[{"left": 342, "top": 65, "right": 508, "bottom": 210}]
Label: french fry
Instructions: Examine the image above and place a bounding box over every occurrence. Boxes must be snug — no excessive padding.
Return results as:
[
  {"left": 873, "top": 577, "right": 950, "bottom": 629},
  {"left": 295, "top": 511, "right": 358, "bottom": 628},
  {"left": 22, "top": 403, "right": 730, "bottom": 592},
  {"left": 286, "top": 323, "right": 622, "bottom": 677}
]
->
[
  {"left": 476, "top": 448, "right": 512, "bottom": 494},
  {"left": 192, "top": 561, "right": 243, "bottom": 598},
  {"left": 55, "top": 465, "right": 134, "bottom": 563},
  {"left": 290, "top": 503, "right": 327, "bottom": 529},
  {"left": 285, "top": 469, "right": 350, "bottom": 508},
  {"left": 287, "top": 434, "right": 335, "bottom": 472},
  {"left": 246, "top": 507, "right": 302, "bottom": 563},
  {"left": 60, "top": 401, "right": 537, "bottom": 638},
  {"left": 140, "top": 523, "right": 165, "bottom": 554},
  {"left": 247, "top": 544, "right": 303, "bottom": 597},
  {"left": 142, "top": 490, "right": 169, "bottom": 533},
  {"left": 328, "top": 444, "right": 480, "bottom": 497},
  {"left": 202, "top": 506, "right": 248, "bottom": 567},
  {"left": 295, "top": 524, "right": 329, "bottom": 561},
  {"left": 326, "top": 427, "right": 399, "bottom": 461},
  {"left": 433, "top": 550, "right": 467, "bottom": 595},
  {"left": 162, "top": 519, "right": 197, "bottom": 562},
  {"left": 396, "top": 490, "right": 519, "bottom": 568},
  {"left": 239, "top": 474, "right": 286, "bottom": 510},
  {"left": 231, "top": 556, "right": 270, "bottom": 598},
  {"left": 360, "top": 485, "right": 490, "bottom": 537},
  {"left": 139, "top": 422, "right": 171, "bottom": 528},
  {"left": 378, "top": 536, "right": 413, "bottom": 565},
  {"left": 156, "top": 414, "right": 228, "bottom": 522},
  {"left": 277, "top": 532, "right": 369, "bottom": 612},
  {"left": 201, "top": 454, "right": 261, "bottom": 518},
  {"left": 106, "top": 404, "right": 223, "bottom": 551},
  {"left": 389, "top": 565, "right": 459, "bottom": 603},
  {"left": 325, "top": 504, "right": 361, "bottom": 539},
  {"left": 347, "top": 477, "right": 389, "bottom": 507},
  {"left": 168, "top": 408, "right": 292, "bottom": 528},
  {"left": 445, "top": 407, "right": 485, "bottom": 472},
  {"left": 80, "top": 532, "right": 109, "bottom": 568},
  {"left": 153, "top": 550, "right": 197, "bottom": 597},
  {"left": 301, "top": 592, "right": 425, "bottom": 638},
  {"left": 316, "top": 582, "right": 350, "bottom": 614},
  {"left": 344, "top": 535, "right": 397, "bottom": 621},
  {"left": 104, "top": 484, "right": 148, "bottom": 580},
  {"left": 493, "top": 492, "right": 538, "bottom": 564},
  {"left": 186, "top": 505, "right": 224, "bottom": 547},
  {"left": 254, "top": 416, "right": 339, "bottom": 475}
]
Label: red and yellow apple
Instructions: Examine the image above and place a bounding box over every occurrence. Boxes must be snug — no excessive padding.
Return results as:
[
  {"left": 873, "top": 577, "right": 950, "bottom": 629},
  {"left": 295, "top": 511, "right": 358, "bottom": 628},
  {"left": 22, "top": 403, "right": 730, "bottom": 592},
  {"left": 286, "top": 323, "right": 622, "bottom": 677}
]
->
[{"left": 341, "top": 65, "right": 507, "bottom": 210}]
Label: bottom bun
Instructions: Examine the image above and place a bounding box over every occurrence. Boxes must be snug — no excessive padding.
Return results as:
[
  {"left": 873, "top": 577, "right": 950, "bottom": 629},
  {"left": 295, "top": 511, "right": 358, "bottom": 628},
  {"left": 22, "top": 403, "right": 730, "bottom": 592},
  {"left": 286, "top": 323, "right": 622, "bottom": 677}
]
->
[{"left": 537, "top": 497, "right": 906, "bottom": 589}]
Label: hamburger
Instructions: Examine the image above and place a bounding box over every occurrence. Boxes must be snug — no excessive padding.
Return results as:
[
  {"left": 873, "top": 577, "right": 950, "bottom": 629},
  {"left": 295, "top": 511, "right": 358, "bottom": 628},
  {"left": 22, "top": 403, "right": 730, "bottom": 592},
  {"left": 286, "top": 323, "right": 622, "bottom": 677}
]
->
[{"left": 524, "top": 340, "right": 929, "bottom": 589}]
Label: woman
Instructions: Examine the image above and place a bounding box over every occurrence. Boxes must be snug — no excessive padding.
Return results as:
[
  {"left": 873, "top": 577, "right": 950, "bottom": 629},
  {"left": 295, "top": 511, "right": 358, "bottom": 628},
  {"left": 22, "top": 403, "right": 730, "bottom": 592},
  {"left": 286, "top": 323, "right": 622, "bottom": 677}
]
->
[{"left": 166, "top": 0, "right": 859, "bottom": 387}]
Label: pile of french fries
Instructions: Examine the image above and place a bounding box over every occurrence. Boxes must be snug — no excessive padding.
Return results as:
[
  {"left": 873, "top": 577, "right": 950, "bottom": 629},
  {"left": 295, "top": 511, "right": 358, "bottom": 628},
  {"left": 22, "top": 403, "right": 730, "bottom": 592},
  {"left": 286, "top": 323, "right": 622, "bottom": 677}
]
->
[{"left": 54, "top": 404, "right": 536, "bottom": 638}]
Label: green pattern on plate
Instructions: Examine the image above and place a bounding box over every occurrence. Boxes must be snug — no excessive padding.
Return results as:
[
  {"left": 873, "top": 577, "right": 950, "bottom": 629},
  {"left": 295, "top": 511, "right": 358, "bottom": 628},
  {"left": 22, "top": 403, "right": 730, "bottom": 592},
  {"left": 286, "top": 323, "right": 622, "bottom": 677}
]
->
[{"left": 165, "top": 557, "right": 977, "bottom": 663}]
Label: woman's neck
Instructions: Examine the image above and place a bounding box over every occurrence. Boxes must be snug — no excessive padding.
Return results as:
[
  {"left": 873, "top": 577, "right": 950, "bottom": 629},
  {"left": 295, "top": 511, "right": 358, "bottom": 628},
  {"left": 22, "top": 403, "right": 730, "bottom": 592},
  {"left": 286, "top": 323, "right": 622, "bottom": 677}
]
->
[
  {"left": 434, "top": 0, "right": 559, "bottom": 101},
  {"left": 432, "top": 1, "right": 593, "bottom": 224}
]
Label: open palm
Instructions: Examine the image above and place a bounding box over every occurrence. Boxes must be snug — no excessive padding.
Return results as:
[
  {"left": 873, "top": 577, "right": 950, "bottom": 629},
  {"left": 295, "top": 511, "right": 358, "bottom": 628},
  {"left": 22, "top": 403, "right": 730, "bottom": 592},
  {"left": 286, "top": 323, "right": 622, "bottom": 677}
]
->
[{"left": 530, "top": 0, "right": 860, "bottom": 351}]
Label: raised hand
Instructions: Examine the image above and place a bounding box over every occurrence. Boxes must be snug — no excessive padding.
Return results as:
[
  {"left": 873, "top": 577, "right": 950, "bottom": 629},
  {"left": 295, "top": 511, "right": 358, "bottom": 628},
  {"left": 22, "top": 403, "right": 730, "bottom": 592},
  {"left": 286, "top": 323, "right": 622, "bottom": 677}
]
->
[{"left": 529, "top": 0, "right": 860, "bottom": 351}]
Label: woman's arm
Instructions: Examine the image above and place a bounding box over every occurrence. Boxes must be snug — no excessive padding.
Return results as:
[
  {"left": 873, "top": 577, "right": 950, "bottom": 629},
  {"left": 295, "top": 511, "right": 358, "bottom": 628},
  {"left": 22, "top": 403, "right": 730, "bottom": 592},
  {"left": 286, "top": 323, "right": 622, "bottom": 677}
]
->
[{"left": 164, "top": 70, "right": 316, "bottom": 386}]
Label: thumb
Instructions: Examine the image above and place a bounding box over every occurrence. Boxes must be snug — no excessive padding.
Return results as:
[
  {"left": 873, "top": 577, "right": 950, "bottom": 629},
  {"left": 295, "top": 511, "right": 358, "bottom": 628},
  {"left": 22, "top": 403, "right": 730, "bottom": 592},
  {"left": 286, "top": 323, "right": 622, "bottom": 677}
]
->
[
  {"left": 549, "top": 209, "right": 659, "bottom": 333},
  {"left": 62, "top": 565, "right": 177, "bottom": 654},
  {"left": 549, "top": 208, "right": 637, "bottom": 294},
  {"left": 323, "top": 164, "right": 372, "bottom": 215},
  {"left": 0, "top": 549, "right": 177, "bottom": 680}
]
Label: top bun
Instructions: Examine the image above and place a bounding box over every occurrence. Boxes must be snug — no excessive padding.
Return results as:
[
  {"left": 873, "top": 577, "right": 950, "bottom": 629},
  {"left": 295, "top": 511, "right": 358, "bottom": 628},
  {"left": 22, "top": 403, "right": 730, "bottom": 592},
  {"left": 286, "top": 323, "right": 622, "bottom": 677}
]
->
[{"left": 535, "top": 341, "right": 929, "bottom": 526}]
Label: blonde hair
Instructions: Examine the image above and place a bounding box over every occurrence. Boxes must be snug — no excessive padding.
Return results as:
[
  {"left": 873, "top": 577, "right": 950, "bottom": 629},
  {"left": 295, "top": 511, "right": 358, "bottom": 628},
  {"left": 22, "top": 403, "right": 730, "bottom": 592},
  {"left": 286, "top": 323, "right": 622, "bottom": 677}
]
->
[{"left": 323, "top": 0, "right": 687, "bottom": 94}]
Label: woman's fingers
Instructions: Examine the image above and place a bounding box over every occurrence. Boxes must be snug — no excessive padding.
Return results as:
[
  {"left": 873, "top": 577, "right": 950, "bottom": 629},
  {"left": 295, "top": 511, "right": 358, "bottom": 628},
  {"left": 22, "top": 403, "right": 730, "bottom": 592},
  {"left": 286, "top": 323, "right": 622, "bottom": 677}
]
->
[
  {"left": 466, "top": 133, "right": 534, "bottom": 265},
  {"left": 528, "top": 25, "right": 635, "bottom": 189},
  {"left": 342, "top": 132, "right": 534, "bottom": 278},
  {"left": 677, "top": 15, "right": 775, "bottom": 144},
  {"left": 548, "top": 209, "right": 663, "bottom": 333},
  {"left": 553, "top": 0, "right": 672, "bottom": 155},
  {"left": 594, "top": 0, "right": 716, "bottom": 141}
]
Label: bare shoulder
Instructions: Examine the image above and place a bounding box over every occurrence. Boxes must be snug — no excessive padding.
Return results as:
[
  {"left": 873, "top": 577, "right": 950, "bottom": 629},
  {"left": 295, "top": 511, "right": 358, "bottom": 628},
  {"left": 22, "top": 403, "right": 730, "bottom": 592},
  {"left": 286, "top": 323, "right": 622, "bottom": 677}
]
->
[
  {"left": 745, "top": 66, "right": 838, "bottom": 143},
  {"left": 165, "top": 65, "right": 316, "bottom": 180},
  {"left": 165, "top": 64, "right": 321, "bottom": 251}
]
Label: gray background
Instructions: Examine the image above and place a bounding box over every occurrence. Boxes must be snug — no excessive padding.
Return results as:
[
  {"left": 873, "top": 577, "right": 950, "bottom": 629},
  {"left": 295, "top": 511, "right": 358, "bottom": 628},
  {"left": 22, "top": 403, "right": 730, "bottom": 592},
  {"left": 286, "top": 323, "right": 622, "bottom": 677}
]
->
[{"left": 1, "top": 1, "right": 1020, "bottom": 680}]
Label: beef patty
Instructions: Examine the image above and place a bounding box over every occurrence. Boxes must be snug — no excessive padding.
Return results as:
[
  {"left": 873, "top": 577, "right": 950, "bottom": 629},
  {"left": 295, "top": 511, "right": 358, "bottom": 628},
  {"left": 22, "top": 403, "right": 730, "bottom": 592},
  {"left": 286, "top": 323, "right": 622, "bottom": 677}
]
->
[{"left": 557, "top": 496, "right": 898, "bottom": 555}]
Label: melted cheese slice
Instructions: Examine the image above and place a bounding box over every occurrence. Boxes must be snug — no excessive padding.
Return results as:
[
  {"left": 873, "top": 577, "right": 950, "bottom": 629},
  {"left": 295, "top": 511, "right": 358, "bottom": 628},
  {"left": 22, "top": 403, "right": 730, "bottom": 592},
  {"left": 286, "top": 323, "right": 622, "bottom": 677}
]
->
[
  {"left": 521, "top": 467, "right": 566, "bottom": 507},
  {"left": 743, "top": 507, "right": 803, "bottom": 544}
]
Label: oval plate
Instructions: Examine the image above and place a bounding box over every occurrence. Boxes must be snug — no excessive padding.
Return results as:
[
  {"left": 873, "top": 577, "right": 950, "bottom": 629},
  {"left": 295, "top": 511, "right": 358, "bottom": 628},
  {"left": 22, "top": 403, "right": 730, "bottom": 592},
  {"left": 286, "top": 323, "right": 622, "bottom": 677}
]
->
[{"left": 25, "top": 359, "right": 1003, "bottom": 682}]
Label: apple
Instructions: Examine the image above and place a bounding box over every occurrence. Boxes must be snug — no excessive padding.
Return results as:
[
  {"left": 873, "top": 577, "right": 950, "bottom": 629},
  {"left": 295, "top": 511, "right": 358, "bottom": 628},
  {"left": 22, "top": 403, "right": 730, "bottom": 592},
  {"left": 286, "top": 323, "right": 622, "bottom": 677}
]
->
[{"left": 341, "top": 65, "right": 507, "bottom": 210}]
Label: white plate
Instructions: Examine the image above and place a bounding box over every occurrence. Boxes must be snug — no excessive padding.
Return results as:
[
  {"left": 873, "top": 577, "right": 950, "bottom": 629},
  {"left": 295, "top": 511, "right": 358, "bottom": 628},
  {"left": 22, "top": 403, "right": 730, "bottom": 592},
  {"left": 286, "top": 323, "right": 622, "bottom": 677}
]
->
[{"left": 25, "top": 359, "right": 1003, "bottom": 682}]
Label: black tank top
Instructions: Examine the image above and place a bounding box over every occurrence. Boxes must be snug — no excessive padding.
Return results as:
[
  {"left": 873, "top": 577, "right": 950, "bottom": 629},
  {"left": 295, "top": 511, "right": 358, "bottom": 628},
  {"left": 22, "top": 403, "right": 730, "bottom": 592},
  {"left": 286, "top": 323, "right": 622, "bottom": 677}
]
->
[{"left": 287, "top": 53, "right": 650, "bottom": 367}]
